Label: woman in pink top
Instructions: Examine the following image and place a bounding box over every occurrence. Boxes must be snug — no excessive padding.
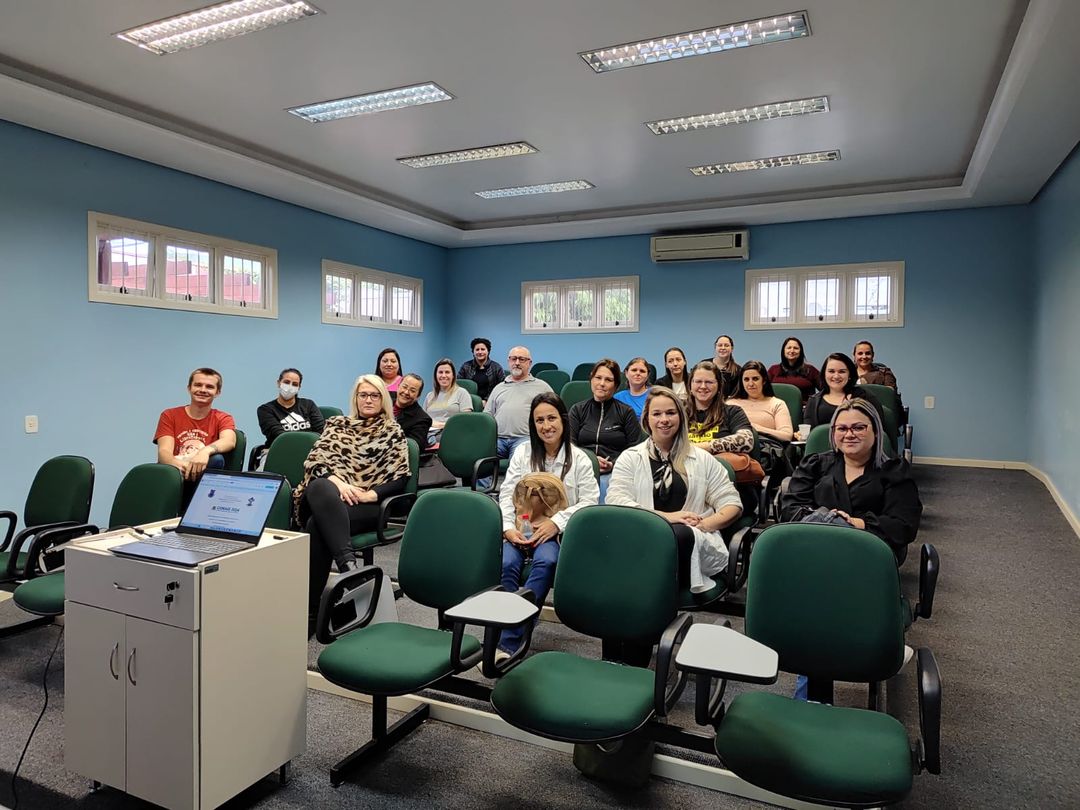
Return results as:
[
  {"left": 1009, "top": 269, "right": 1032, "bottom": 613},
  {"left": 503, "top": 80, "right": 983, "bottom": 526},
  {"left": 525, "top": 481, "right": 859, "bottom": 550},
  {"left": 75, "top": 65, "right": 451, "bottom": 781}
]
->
[
  {"left": 730, "top": 361, "right": 794, "bottom": 442},
  {"left": 375, "top": 347, "right": 403, "bottom": 401}
]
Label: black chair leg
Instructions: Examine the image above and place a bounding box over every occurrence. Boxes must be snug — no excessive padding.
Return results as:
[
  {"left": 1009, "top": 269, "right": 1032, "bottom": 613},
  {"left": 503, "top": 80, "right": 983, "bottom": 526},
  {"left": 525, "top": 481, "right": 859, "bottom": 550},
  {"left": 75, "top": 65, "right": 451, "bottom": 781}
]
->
[{"left": 329, "top": 695, "right": 431, "bottom": 787}]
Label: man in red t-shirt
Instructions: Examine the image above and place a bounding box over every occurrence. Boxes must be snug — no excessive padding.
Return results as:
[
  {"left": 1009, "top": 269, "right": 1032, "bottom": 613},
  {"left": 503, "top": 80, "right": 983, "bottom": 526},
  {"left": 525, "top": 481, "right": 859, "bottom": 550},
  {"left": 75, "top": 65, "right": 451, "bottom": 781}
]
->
[{"left": 154, "top": 367, "right": 237, "bottom": 482}]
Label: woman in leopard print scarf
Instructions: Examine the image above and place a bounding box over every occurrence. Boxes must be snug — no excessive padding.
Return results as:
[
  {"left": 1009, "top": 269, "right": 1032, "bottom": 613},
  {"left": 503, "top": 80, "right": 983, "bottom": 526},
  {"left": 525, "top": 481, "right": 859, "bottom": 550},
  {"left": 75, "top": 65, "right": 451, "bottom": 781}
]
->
[{"left": 294, "top": 374, "right": 410, "bottom": 623}]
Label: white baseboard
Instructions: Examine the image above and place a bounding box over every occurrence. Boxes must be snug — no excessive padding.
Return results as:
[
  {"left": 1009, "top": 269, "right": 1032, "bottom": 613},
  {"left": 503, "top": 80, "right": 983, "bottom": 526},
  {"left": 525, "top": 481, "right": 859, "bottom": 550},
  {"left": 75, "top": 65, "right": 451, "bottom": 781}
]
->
[{"left": 914, "top": 456, "right": 1079, "bottom": 539}]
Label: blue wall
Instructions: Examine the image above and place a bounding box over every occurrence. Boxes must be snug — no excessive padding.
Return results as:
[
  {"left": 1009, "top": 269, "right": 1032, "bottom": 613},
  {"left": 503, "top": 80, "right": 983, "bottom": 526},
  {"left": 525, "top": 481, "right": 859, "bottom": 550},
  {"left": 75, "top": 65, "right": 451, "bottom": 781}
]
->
[
  {"left": 0, "top": 121, "right": 448, "bottom": 524},
  {"left": 1032, "top": 144, "right": 1080, "bottom": 518},
  {"left": 446, "top": 206, "right": 1034, "bottom": 462}
]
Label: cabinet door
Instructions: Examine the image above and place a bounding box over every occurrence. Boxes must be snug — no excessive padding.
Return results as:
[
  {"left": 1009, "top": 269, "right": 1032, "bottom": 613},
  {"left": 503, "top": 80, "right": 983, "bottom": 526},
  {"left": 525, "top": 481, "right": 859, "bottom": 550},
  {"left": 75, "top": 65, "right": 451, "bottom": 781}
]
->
[
  {"left": 64, "top": 602, "right": 126, "bottom": 789},
  {"left": 124, "top": 617, "right": 198, "bottom": 810}
]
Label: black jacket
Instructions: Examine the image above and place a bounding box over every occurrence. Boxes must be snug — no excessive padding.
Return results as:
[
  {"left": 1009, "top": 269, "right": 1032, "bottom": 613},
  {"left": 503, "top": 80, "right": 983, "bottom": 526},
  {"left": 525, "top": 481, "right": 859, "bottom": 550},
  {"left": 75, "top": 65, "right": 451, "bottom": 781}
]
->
[
  {"left": 395, "top": 401, "right": 433, "bottom": 450},
  {"left": 567, "top": 398, "right": 643, "bottom": 464},
  {"left": 256, "top": 397, "right": 325, "bottom": 444},
  {"left": 802, "top": 386, "right": 886, "bottom": 430}
]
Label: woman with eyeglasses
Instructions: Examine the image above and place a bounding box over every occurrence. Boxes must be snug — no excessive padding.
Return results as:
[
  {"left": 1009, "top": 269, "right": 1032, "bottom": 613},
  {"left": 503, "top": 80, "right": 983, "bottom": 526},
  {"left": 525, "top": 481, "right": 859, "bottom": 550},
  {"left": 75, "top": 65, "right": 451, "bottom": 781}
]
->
[
  {"left": 802, "top": 352, "right": 886, "bottom": 430},
  {"left": 686, "top": 361, "right": 754, "bottom": 455},
  {"left": 780, "top": 398, "right": 922, "bottom": 563},
  {"left": 293, "top": 374, "right": 410, "bottom": 632}
]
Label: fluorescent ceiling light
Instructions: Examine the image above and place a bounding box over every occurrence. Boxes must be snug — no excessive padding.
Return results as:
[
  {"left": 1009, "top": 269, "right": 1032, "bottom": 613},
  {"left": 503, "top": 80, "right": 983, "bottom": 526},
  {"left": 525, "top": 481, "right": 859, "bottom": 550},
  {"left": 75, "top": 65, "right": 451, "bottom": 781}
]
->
[
  {"left": 398, "top": 142, "right": 538, "bottom": 169},
  {"left": 691, "top": 150, "right": 840, "bottom": 175},
  {"left": 476, "top": 181, "right": 594, "bottom": 199},
  {"left": 646, "top": 96, "right": 829, "bottom": 135},
  {"left": 116, "top": 0, "right": 319, "bottom": 55},
  {"left": 580, "top": 12, "right": 810, "bottom": 73},
  {"left": 287, "top": 83, "right": 453, "bottom": 123}
]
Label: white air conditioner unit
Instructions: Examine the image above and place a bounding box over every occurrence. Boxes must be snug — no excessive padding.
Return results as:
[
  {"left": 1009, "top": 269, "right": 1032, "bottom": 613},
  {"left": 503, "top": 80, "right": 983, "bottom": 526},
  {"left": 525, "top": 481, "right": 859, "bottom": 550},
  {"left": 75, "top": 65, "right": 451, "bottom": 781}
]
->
[{"left": 650, "top": 230, "right": 749, "bottom": 262}]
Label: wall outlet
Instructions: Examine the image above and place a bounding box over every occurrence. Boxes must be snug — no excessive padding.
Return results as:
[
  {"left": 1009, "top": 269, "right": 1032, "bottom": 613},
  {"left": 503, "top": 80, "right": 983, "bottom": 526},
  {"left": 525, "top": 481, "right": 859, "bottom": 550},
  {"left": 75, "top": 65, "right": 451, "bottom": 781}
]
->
[
  {"left": 924, "top": 396, "right": 935, "bottom": 410},
  {"left": 25, "top": 415, "right": 39, "bottom": 433}
]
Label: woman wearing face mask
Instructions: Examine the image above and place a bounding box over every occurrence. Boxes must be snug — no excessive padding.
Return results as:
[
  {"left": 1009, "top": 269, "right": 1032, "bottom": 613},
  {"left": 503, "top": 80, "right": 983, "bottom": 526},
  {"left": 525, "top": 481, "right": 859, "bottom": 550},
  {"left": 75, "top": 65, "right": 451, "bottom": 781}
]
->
[
  {"left": 701, "top": 335, "right": 741, "bottom": 398},
  {"left": 803, "top": 352, "right": 885, "bottom": 431},
  {"left": 255, "top": 368, "right": 326, "bottom": 465},
  {"left": 568, "top": 359, "right": 642, "bottom": 502},
  {"left": 375, "top": 347, "right": 403, "bottom": 401},
  {"left": 768, "top": 336, "right": 820, "bottom": 404},
  {"left": 613, "top": 356, "right": 652, "bottom": 418},
  {"left": 655, "top": 347, "right": 690, "bottom": 402},
  {"left": 422, "top": 358, "right": 473, "bottom": 444}
]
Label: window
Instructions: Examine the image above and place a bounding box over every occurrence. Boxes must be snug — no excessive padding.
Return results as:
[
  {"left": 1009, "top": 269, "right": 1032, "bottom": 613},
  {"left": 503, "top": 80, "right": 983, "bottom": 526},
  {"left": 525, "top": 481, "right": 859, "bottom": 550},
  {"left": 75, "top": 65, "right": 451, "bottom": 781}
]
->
[
  {"left": 522, "top": 276, "right": 638, "bottom": 333},
  {"left": 322, "top": 260, "right": 423, "bottom": 331},
  {"left": 88, "top": 212, "right": 277, "bottom": 318},
  {"left": 745, "top": 262, "right": 903, "bottom": 329}
]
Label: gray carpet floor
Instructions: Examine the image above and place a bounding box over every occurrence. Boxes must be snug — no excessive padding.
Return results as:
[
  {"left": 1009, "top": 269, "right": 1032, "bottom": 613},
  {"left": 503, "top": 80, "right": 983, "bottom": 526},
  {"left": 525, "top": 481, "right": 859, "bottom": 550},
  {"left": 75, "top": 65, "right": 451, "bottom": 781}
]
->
[{"left": 1, "top": 466, "right": 1078, "bottom": 808}]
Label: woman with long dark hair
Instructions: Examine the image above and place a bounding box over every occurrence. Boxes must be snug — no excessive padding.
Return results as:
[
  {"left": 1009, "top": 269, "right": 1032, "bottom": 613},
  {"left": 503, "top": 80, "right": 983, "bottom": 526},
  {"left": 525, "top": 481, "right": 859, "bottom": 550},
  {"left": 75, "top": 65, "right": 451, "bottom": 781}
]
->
[
  {"left": 568, "top": 359, "right": 642, "bottom": 501},
  {"left": 704, "top": 335, "right": 741, "bottom": 398},
  {"left": 374, "top": 347, "right": 403, "bottom": 401},
  {"left": 768, "top": 336, "right": 820, "bottom": 404},
  {"left": 422, "top": 357, "right": 473, "bottom": 443},
  {"left": 802, "top": 352, "right": 885, "bottom": 430},
  {"left": 655, "top": 346, "right": 690, "bottom": 401}
]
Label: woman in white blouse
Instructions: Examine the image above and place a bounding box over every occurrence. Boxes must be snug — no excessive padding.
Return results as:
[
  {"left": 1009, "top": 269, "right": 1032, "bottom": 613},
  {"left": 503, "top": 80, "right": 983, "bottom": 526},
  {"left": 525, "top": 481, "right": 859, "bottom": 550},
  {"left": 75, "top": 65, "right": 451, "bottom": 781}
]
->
[
  {"left": 497, "top": 392, "right": 599, "bottom": 656},
  {"left": 422, "top": 357, "right": 473, "bottom": 444}
]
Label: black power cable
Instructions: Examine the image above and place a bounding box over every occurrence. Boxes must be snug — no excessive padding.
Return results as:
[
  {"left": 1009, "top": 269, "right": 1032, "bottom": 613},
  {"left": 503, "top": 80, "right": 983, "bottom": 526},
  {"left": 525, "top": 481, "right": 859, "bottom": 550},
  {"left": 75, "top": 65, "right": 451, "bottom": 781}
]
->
[{"left": 10, "top": 625, "right": 64, "bottom": 810}]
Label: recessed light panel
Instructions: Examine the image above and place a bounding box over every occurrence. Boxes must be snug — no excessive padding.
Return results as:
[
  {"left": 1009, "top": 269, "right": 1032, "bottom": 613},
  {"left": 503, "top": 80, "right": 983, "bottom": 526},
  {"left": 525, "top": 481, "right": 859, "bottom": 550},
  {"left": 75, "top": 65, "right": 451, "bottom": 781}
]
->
[
  {"left": 398, "top": 142, "right": 538, "bottom": 169},
  {"left": 647, "top": 96, "right": 829, "bottom": 135},
  {"left": 116, "top": 0, "right": 319, "bottom": 55},
  {"left": 580, "top": 12, "right": 810, "bottom": 73},
  {"left": 287, "top": 83, "right": 453, "bottom": 123},
  {"left": 476, "top": 181, "right": 594, "bottom": 199},
  {"left": 691, "top": 150, "right": 840, "bottom": 175}
]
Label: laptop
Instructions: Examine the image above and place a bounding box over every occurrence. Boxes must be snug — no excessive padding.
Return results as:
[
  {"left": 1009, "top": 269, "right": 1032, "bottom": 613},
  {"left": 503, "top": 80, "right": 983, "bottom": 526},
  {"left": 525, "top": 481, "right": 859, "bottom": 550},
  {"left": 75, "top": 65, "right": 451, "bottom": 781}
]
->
[{"left": 111, "top": 469, "right": 284, "bottom": 567}]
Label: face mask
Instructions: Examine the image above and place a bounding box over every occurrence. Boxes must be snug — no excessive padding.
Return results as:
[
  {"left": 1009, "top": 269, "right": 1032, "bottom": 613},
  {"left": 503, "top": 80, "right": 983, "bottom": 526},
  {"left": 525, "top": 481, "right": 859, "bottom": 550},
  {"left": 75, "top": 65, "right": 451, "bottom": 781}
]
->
[{"left": 279, "top": 383, "right": 299, "bottom": 400}]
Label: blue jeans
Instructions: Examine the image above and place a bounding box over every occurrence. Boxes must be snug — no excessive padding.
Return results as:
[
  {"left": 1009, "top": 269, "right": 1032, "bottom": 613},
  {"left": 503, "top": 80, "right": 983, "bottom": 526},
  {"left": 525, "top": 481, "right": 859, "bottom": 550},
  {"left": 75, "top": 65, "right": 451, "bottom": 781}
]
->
[
  {"left": 499, "top": 539, "right": 559, "bottom": 653},
  {"left": 794, "top": 674, "right": 808, "bottom": 701},
  {"left": 477, "top": 436, "right": 528, "bottom": 489},
  {"left": 597, "top": 473, "right": 610, "bottom": 504}
]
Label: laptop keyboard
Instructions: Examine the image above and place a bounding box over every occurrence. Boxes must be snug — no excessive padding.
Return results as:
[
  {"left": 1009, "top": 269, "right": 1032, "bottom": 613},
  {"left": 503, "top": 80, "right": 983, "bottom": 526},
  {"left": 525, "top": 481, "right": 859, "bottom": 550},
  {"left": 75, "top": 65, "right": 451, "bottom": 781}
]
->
[{"left": 142, "top": 533, "right": 244, "bottom": 555}]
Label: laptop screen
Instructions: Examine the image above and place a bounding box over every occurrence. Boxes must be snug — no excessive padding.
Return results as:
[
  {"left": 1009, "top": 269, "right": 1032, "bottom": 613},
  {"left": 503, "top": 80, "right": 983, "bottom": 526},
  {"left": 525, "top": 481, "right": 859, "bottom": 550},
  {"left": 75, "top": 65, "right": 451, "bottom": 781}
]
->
[{"left": 179, "top": 470, "right": 282, "bottom": 539}]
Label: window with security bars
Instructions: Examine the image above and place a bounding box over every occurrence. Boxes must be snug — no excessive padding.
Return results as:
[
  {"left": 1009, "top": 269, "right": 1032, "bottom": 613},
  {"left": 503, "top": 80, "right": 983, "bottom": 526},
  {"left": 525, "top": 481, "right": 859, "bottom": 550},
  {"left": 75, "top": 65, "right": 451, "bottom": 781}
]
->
[
  {"left": 321, "top": 260, "right": 423, "bottom": 331},
  {"left": 522, "top": 276, "right": 639, "bottom": 334},
  {"left": 745, "top": 262, "right": 903, "bottom": 329},
  {"left": 88, "top": 212, "right": 277, "bottom": 318}
]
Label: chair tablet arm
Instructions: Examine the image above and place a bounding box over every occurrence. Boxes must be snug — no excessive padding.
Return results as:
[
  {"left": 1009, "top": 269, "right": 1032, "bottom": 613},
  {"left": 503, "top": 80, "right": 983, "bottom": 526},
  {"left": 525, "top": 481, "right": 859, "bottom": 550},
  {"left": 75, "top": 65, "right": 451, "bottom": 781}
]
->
[
  {"left": 4, "top": 521, "right": 79, "bottom": 578},
  {"left": 676, "top": 624, "right": 779, "bottom": 727},
  {"left": 916, "top": 647, "right": 942, "bottom": 775},
  {"left": 0, "top": 510, "right": 16, "bottom": 551},
  {"left": 446, "top": 587, "right": 539, "bottom": 677},
  {"left": 654, "top": 612, "right": 693, "bottom": 718},
  {"left": 24, "top": 522, "right": 100, "bottom": 579},
  {"left": 375, "top": 492, "right": 418, "bottom": 544},
  {"left": 315, "top": 565, "right": 384, "bottom": 644},
  {"left": 915, "top": 543, "right": 939, "bottom": 621},
  {"left": 471, "top": 456, "right": 501, "bottom": 494}
]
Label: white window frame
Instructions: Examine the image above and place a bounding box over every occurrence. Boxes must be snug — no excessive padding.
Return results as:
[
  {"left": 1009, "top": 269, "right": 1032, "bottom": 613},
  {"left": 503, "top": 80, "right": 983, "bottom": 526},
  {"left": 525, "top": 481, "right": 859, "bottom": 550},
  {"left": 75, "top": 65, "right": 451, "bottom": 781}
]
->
[
  {"left": 321, "top": 260, "right": 423, "bottom": 332},
  {"left": 745, "top": 261, "right": 904, "bottom": 330},
  {"left": 521, "top": 275, "right": 639, "bottom": 334},
  {"left": 87, "top": 212, "right": 278, "bottom": 318}
]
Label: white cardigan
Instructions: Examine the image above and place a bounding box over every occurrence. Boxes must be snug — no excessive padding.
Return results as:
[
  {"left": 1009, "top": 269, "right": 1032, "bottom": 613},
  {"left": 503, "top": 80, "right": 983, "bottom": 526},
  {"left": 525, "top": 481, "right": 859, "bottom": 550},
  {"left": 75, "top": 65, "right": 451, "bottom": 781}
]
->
[
  {"left": 607, "top": 442, "right": 742, "bottom": 593},
  {"left": 499, "top": 443, "right": 600, "bottom": 532}
]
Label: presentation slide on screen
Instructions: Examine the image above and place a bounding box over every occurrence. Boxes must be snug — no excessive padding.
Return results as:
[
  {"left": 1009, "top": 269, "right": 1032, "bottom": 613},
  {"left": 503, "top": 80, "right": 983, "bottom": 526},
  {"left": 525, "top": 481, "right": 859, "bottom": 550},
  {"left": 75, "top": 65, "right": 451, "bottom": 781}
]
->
[{"left": 184, "top": 477, "right": 279, "bottom": 535}]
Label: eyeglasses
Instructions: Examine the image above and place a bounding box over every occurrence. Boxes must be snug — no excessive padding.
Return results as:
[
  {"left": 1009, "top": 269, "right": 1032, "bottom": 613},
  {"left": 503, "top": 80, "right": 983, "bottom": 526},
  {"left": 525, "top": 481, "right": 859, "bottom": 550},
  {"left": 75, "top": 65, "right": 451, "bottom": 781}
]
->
[
  {"left": 834, "top": 423, "right": 870, "bottom": 435},
  {"left": 356, "top": 392, "right": 382, "bottom": 401},
  {"left": 508, "top": 355, "right": 531, "bottom": 363},
  {"left": 693, "top": 379, "right": 717, "bottom": 387}
]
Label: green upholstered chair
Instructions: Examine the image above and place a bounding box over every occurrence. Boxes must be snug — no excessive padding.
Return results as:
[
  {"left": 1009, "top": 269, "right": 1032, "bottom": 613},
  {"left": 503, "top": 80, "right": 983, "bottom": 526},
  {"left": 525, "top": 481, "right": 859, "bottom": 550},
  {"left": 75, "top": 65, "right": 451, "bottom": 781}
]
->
[
  {"left": 314, "top": 489, "right": 503, "bottom": 786},
  {"left": 470, "top": 393, "right": 483, "bottom": 413},
  {"left": 559, "top": 380, "right": 592, "bottom": 409},
  {"left": 265, "top": 479, "right": 294, "bottom": 531},
  {"left": 351, "top": 439, "right": 421, "bottom": 565},
  {"left": 264, "top": 430, "right": 320, "bottom": 489},
  {"left": 1, "top": 455, "right": 94, "bottom": 583},
  {"left": 861, "top": 384, "right": 909, "bottom": 460},
  {"left": 455, "top": 378, "right": 478, "bottom": 396},
  {"left": 771, "top": 383, "right": 803, "bottom": 430},
  {"left": 536, "top": 369, "right": 570, "bottom": 394},
  {"left": 436, "top": 412, "right": 499, "bottom": 492},
  {"left": 580, "top": 448, "right": 601, "bottom": 484},
  {"left": 530, "top": 362, "right": 558, "bottom": 374},
  {"left": 221, "top": 428, "right": 246, "bottom": 472},
  {"left": 804, "top": 424, "right": 832, "bottom": 456},
  {"left": 571, "top": 362, "right": 595, "bottom": 381},
  {"left": 319, "top": 405, "right": 344, "bottom": 420},
  {"left": 9, "top": 464, "right": 181, "bottom": 631},
  {"left": 677, "top": 522, "right": 941, "bottom": 807},
  {"left": 489, "top": 505, "right": 690, "bottom": 747}
]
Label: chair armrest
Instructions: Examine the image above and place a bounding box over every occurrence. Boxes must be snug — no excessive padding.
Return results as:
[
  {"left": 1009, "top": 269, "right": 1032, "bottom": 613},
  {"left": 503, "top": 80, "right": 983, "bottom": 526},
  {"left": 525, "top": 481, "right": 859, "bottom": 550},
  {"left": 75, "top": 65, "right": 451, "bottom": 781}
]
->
[
  {"left": 471, "top": 456, "right": 501, "bottom": 494},
  {"left": 315, "top": 565, "right": 384, "bottom": 644},
  {"left": 916, "top": 647, "right": 942, "bottom": 775},
  {"left": 375, "top": 492, "right": 418, "bottom": 544},
  {"left": 915, "top": 543, "right": 939, "bottom": 621},
  {"left": 23, "top": 522, "right": 100, "bottom": 579},
  {"left": 446, "top": 586, "right": 539, "bottom": 677},
  {"left": 4, "top": 521, "right": 78, "bottom": 578},
  {"left": 724, "top": 523, "right": 753, "bottom": 592},
  {"left": 676, "top": 623, "right": 778, "bottom": 727},
  {"left": 0, "top": 510, "right": 16, "bottom": 551},
  {"left": 757, "top": 474, "right": 770, "bottom": 524},
  {"left": 653, "top": 612, "right": 693, "bottom": 717}
]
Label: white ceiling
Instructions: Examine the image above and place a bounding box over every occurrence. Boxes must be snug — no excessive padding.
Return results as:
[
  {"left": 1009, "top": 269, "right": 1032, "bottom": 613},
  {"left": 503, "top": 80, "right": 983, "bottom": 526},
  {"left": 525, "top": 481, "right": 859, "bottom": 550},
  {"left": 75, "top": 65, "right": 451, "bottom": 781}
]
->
[{"left": 1, "top": 0, "right": 1078, "bottom": 247}]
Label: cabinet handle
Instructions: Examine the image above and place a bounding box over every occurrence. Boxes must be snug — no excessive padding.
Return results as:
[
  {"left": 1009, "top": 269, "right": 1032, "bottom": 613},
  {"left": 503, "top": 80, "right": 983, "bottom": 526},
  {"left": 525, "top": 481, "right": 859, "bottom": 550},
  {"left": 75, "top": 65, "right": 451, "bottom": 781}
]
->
[
  {"left": 113, "top": 582, "right": 139, "bottom": 591},
  {"left": 127, "top": 648, "right": 137, "bottom": 686},
  {"left": 109, "top": 642, "right": 119, "bottom": 680}
]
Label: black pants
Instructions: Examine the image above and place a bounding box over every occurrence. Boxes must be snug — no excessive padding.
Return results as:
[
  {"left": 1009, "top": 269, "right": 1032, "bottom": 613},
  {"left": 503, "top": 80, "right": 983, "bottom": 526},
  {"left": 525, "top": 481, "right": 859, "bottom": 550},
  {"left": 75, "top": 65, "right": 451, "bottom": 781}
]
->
[{"left": 303, "top": 478, "right": 381, "bottom": 615}]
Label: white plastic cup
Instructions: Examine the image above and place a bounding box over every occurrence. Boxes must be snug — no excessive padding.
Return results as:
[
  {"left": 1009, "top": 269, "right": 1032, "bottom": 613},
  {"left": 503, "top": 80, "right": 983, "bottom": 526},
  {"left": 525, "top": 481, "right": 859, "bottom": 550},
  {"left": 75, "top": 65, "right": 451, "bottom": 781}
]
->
[{"left": 798, "top": 423, "right": 812, "bottom": 440}]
